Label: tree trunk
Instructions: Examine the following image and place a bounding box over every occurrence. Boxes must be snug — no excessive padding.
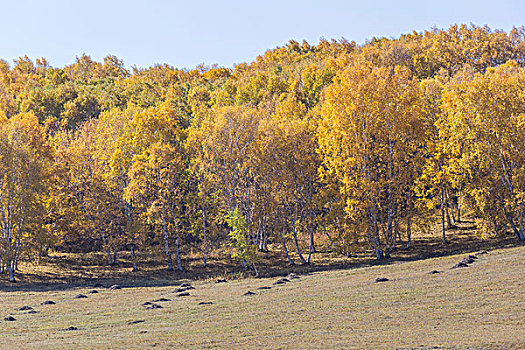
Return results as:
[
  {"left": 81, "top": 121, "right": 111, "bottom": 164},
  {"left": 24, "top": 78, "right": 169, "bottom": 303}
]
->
[
  {"left": 176, "top": 234, "right": 183, "bottom": 271},
  {"left": 386, "top": 207, "right": 394, "bottom": 252},
  {"left": 131, "top": 244, "right": 138, "bottom": 272},
  {"left": 280, "top": 231, "right": 294, "bottom": 265},
  {"left": 100, "top": 229, "right": 114, "bottom": 266},
  {"left": 306, "top": 225, "right": 315, "bottom": 263},
  {"left": 322, "top": 225, "right": 337, "bottom": 251},
  {"left": 384, "top": 246, "right": 391, "bottom": 259},
  {"left": 517, "top": 213, "right": 525, "bottom": 241},
  {"left": 291, "top": 218, "right": 307, "bottom": 264},
  {"left": 503, "top": 210, "right": 522, "bottom": 241},
  {"left": 441, "top": 189, "right": 448, "bottom": 244},
  {"left": 202, "top": 209, "right": 207, "bottom": 267},
  {"left": 449, "top": 205, "right": 456, "bottom": 224},
  {"left": 368, "top": 208, "right": 384, "bottom": 260},
  {"left": 257, "top": 217, "right": 268, "bottom": 252},
  {"left": 161, "top": 203, "right": 173, "bottom": 271},
  {"left": 106, "top": 247, "right": 113, "bottom": 266},
  {"left": 8, "top": 261, "right": 15, "bottom": 282},
  {"left": 14, "top": 237, "right": 21, "bottom": 271},
  {"left": 251, "top": 261, "right": 258, "bottom": 277},
  {"left": 375, "top": 247, "right": 385, "bottom": 260},
  {"left": 395, "top": 218, "right": 402, "bottom": 245},
  {"left": 406, "top": 216, "right": 412, "bottom": 249},
  {"left": 258, "top": 220, "right": 268, "bottom": 252},
  {"left": 260, "top": 232, "right": 268, "bottom": 252}
]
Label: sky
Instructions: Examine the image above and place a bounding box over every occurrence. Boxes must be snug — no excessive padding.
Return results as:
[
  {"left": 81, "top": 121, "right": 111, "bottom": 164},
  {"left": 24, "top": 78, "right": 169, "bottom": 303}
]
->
[{"left": 1, "top": 0, "right": 524, "bottom": 70}]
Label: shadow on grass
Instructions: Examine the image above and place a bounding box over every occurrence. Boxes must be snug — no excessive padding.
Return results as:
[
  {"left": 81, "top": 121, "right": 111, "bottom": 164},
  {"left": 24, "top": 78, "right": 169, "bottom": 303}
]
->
[
  {"left": 1, "top": 220, "right": 523, "bottom": 293},
  {"left": 258, "top": 232, "right": 522, "bottom": 278}
]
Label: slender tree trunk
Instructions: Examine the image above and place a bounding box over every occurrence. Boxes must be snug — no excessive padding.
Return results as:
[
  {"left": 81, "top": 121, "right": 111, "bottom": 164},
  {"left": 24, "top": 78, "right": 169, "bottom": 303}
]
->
[
  {"left": 457, "top": 202, "right": 461, "bottom": 223},
  {"left": 449, "top": 204, "right": 456, "bottom": 224},
  {"left": 8, "top": 261, "right": 15, "bottom": 282},
  {"left": 502, "top": 209, "right": 523, "bottom": 241},
  {"left": 518, "top": 207, "right": 525, "bottom": 241},
  {"left": 519, "top": 223, "right": 525, "bottom": 241},
  {"left": 499, "top": 166, "right": 523, "bottom": 240},
  {"left": 369, "top": 208, "right": 384, "bottom": 260},
  {"left": 100, "top": 229, "right": 114, "bottom": 266},
  {"left": 106, "top": 247, "right": 113, "bottom": 266},
  {"left": 306, "top": 225, "right": 315, "bottom": 263},
  {"left": 441, "top": 189, "right": 448, "bottom": 244},
  {"left": 383, "top": 206, "right": 393, "bottom": 258},
  {"left": 280, "top": 231, "right": 294, "bottom": 265},
  {"left": 176, "top": 233, "right": 183, "bottom": 271},
  {"left": 322, "top": 225, "right": 337, "bottom": 251},
  {"left": 14, "top": 237, "right": 21, "bottom": 271},
  {"left": 261, "top": 232, "right": 268, "bottom": 252},
  {"left": 445, "top": 207, "right": 452, "bottom": 228},
  {"left": 251, "top": 261, "right": 258, "bottom": 277},
  {"left": 406, "top": 216, "right": 412, "bottom": 249},
  {"left": 202, "top": 209, "right": 207, "bottom": 267},
  {"left": 131, "top": 244, "right": 137, "bottom": 272},
  {"left": 258, "top": 217, "right": 268, "bottom": 252},
  {"left": 445, "top": 190, "right": 456, "bottom": 225},
  {"left": 161, "top": 203, "right": 173, "bottom": 271},
  {"left": 395, "top": 218, "right": 402, "bottom": 245},
  {"left": 291, "top": 218, "right": 307, "bottom": 264}
]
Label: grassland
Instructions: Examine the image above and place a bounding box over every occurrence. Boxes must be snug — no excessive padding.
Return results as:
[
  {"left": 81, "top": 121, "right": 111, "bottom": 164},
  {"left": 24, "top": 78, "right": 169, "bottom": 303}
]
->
[{"left": 1, "top": 241, "right": 524, "bottom": 349}]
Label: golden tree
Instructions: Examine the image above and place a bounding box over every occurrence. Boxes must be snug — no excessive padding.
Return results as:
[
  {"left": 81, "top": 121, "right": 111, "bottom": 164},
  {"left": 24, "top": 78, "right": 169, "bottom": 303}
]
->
[
  {"left": 441, "top": 61, "right": 525, "bottom": 240},
  {"left": 318, "top": 64, "right": 427, "bottom": 259},
  {"left": 0, "top": 112, "right": 53, "bottom": 281}
]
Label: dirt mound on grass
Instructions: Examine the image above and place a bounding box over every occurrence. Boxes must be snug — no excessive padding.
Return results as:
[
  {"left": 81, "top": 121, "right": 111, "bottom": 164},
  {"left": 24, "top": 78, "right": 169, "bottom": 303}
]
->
[{"left": 273, "top": 278, "right": 289, "bottom": 285}]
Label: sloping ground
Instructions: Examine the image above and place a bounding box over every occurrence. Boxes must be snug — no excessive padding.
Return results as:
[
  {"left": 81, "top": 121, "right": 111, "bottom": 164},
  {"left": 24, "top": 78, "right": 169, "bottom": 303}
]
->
[
  {"left": 0, "top": 245, "right": 523, "bottom": 349},
  {"left": 2, "top": 218, "right": 519, "bottom": 288}
]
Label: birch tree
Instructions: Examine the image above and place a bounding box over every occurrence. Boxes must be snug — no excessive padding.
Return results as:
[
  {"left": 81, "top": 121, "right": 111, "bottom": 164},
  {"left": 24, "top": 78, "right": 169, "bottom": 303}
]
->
[
  {"left": 318, "top": 64, "right": 427, "bottom": 259},
  {"left": 0, "top": 112, "right": 53, "bottom": 281},
  {"left": 441, "top": 61, "right": 525, "bottom": 240}
]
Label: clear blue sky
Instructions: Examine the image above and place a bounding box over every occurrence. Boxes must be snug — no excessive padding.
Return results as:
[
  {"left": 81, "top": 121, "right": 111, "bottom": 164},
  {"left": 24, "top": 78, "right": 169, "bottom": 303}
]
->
[{"left": 1, "top": 0, "right": 523, "bottom": 69}]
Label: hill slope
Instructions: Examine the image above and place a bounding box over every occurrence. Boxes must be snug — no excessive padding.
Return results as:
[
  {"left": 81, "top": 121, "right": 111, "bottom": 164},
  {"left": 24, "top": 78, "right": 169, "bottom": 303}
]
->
[{"left": 0, "top": 245, "right": 524, "bottom": 349}]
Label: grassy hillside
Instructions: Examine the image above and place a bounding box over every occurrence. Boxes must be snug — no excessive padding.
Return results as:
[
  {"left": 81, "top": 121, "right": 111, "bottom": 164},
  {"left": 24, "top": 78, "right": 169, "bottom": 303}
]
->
[{"left": 1, "top": 244, "right": 523, "bottom": 349}]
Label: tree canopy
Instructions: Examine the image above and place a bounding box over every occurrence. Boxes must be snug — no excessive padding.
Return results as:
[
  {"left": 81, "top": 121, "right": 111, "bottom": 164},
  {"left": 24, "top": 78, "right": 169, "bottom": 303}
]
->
[{"left": 2, "top": 24, "right": 525, "bottom": 280}]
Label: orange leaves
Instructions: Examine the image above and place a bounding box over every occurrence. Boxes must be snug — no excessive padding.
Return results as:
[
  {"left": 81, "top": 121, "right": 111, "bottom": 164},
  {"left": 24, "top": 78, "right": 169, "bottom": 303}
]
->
[
  {"left": 318, "top": 63, "right": 428, "bottom": 244},
  {"left": 0, "top": 111, "right": 54, "bottom": 265},
  {"left": 439, "top": 61, "right": 525, "bottom": 237}
]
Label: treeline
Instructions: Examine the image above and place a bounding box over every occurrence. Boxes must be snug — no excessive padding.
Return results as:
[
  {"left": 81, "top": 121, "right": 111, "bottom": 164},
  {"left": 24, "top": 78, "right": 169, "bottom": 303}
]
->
[{"left": 1, "top": 24, "right": 525, "bottom": 281}]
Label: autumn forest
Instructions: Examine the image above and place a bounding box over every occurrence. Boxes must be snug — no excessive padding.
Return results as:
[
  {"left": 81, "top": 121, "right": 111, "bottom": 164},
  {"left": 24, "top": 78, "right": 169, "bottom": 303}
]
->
[{"left": 2, "top": 24, "right": 525, "bottom": 282}]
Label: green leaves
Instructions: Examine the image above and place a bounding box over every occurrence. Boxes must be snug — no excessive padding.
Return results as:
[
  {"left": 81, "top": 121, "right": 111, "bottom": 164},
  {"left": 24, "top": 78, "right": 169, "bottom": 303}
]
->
[{"left": 225, "top": 207, "right": 256, "bottom": 265}]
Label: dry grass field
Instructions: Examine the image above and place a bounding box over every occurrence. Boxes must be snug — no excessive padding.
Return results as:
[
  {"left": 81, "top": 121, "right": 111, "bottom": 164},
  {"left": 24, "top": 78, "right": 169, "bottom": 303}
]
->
[{"left": 1, "top": 242, "right": 524, "bottom": 349}]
